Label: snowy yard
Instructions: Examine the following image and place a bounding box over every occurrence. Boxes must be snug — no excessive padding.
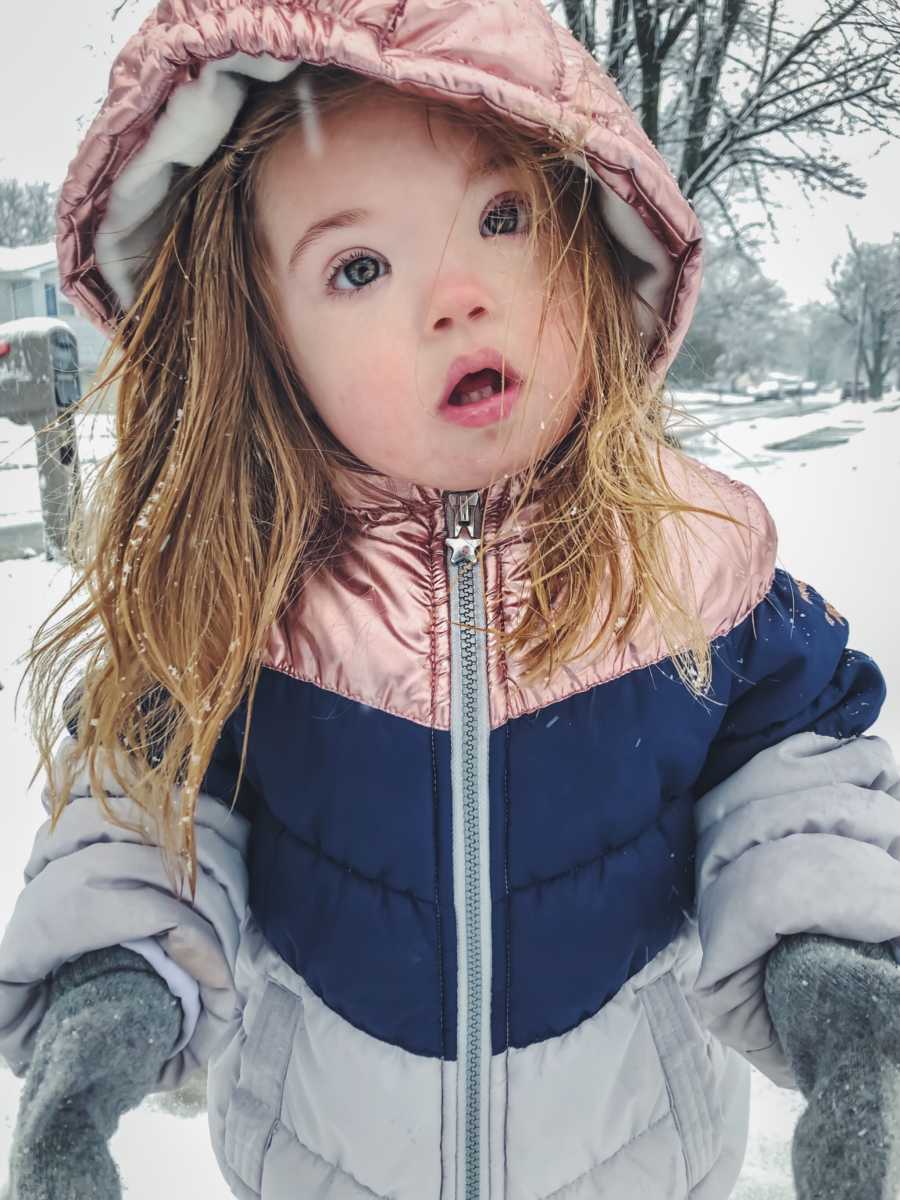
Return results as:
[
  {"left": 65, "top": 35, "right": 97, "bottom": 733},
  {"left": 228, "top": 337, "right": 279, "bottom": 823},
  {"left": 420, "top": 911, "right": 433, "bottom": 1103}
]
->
[{"left": 0, "top": 390, "right": 898, "bottom": 1196}]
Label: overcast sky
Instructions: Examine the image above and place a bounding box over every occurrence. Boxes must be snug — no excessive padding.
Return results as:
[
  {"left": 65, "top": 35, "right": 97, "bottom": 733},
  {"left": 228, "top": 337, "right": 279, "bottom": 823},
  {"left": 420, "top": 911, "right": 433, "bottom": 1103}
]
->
[{"left": 2, "top": 0, "right": 897, "bottom": 309}]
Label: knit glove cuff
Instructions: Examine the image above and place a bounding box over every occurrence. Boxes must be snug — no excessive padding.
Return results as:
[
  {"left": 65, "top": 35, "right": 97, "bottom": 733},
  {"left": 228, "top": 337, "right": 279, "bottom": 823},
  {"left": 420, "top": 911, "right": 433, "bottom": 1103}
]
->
[
  {"left": 50, "top": 944, "right": 162, "bottom": 1001},
  {"left": 764, "top": 932, "right": 900, "bottom": 1094},
  {"left": 764, "top": 932, "right": 900, "bottom": 1200}
]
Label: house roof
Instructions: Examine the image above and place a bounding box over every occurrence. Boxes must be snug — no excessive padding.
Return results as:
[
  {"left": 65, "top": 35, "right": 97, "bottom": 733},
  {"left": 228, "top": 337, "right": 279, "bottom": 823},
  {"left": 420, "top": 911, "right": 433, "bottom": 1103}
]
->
[{"left": 0, "top": 243, "right": 57, "bottom": 276}]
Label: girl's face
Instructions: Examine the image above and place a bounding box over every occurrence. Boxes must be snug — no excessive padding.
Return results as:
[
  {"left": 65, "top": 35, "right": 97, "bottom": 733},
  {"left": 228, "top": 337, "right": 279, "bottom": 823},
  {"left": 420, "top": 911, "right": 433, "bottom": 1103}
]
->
[{"left": 258, "top": 92, "right": 583, "bottom": 491}]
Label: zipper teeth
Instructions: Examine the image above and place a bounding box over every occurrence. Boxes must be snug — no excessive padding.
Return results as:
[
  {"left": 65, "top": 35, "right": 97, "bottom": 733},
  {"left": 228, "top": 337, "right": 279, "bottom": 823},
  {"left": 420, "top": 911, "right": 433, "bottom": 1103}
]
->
[
  {"left": 458, "top": 558, "right": 482, "bottom": 1199},
  {"left": 444, "top": 490, "right": 486, "bottom": 1200}
]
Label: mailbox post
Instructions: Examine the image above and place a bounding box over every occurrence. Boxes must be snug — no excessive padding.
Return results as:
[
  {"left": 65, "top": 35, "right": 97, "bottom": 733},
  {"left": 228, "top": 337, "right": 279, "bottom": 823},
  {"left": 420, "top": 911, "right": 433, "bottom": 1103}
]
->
[{"left": 0, "top": 317, "right": 83, "bottom": 561}]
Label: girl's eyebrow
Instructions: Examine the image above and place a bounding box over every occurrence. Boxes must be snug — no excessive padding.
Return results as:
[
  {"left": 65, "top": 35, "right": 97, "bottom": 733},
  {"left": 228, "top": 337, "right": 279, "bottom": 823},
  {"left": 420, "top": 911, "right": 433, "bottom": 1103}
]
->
[
  {"left": 286, "top": 153, "right": 515, "bottom": 272},
  {"left": 288, "top": 207, "right": 371, "bottom": 272}
]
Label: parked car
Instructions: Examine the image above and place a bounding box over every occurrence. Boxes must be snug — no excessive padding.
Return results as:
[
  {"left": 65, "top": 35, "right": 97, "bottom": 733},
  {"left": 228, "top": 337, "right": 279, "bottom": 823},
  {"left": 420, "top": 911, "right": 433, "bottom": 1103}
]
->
[
  {"left": 748, "top": 379, "right": 783, "bottom": 400},
  {"left": 799, "top": 381, "right": 818, "bottom": 395},
  {"left": 840, "top": 380, "right": 868, "bottom": 401}
]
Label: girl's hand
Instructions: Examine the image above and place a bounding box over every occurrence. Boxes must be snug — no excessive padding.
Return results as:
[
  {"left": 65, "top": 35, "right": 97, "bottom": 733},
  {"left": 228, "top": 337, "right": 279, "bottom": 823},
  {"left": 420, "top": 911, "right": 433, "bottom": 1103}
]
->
[
  {"left": 8, "top": 946, "right": 183, "bottom": 1200},
  {"left": 764, "top": 932, "right": 900, "bottom": 1200}
]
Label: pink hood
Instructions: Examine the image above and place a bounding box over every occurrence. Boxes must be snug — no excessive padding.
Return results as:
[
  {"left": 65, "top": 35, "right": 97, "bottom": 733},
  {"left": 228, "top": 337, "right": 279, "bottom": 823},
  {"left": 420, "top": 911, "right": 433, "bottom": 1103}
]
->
[{"left": 56, "top": 0, "right": 702, "bottom": 382}]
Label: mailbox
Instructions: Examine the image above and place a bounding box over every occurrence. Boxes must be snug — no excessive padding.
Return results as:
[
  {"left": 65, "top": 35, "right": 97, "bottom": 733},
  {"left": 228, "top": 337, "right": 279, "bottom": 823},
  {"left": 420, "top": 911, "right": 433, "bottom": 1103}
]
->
[{"left": 0, "top": 318, "right": 83, "bottom": 560}]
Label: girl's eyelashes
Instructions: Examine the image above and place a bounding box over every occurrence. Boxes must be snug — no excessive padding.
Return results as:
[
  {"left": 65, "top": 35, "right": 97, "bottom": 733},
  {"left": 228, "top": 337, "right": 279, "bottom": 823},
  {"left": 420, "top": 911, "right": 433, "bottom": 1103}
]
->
[{"left": 324, "top": 191, "right": 530, "bottom": 299}]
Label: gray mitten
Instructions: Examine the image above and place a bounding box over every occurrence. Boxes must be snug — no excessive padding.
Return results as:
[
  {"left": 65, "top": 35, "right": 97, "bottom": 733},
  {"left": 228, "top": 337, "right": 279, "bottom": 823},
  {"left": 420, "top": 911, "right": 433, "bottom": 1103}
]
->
[
  {"left": 764, "top": 931, "right": 900, "bottom": 1200},
  {"left": 8, "top": 945, "right": 183, "bottom": 1200}
]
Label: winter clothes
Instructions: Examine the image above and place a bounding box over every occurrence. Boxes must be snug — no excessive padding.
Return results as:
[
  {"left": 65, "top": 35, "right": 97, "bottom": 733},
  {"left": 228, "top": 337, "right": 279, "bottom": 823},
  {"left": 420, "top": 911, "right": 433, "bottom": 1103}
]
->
[
  {"left": 4, "top": 477, "right": 900, "bottom": 1200},
  {"left": 1, "top": 0, "right": 900, "bottom": 1198},
  {"left": 7, "top": 945, "right": 182, "bottom": 1200},
  {"left": 765, "top": 933, "right": 900, "bottom": 1199}
]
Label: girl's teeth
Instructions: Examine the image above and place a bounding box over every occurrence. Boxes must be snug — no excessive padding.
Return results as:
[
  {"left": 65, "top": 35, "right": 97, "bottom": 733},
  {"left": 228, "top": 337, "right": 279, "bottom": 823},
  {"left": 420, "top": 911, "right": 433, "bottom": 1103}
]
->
[{"left": 457, "top": 385, "right": 494, "bottom": 404}]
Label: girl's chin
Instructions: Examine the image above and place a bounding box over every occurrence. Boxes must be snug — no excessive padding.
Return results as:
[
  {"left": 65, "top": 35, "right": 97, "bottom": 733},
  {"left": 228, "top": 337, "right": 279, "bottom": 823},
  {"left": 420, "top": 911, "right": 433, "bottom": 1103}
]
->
[
  {"left": 357, "top": 433, "right": 559, "bottom": 493},
  {"left": 404, "top": 471, "right": 530, "bottom": 494}
]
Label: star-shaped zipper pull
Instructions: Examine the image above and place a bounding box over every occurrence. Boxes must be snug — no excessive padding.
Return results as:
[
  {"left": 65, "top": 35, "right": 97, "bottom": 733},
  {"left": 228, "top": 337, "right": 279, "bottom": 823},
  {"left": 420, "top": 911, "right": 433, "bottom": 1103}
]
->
[{"left": 443, "top": 490, "right": 483, "bottom": 565}]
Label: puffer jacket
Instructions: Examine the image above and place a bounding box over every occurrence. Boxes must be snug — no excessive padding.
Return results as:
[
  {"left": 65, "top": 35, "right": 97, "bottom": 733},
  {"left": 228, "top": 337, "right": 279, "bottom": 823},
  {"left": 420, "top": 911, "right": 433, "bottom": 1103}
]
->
[
  {"left": 5, "top": 468, "right": 900, "bottom": 1200},
  {"left": 3, "top": 2, "right": 900, "bottom": 1199}
]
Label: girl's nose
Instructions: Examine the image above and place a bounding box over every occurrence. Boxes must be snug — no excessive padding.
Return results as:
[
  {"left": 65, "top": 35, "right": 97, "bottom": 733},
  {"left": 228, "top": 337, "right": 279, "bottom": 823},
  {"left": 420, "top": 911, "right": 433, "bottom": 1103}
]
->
[{"left": 428, "top": 276, "right": 490, "bottom": 331}]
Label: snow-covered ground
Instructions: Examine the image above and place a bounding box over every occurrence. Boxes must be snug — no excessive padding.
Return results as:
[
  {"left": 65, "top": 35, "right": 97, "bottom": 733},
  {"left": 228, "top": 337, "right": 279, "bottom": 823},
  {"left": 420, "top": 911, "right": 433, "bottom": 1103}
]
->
[{"left": 0, "top": 390, "right": 898, "bottom": 1197}]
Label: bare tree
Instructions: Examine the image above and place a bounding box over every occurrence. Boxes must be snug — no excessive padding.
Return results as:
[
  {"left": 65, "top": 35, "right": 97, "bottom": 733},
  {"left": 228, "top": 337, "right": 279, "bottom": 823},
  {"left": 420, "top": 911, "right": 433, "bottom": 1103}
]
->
[
  {"left": 796, "top": 299, "right": 856, "bottom": 388},
  {"left": 827, "top": 231, "right": 900, "bottom": 399},
  {"left": 562, "top": 0, "right": 599, "bottom": 54},
  {"left": 557, "top": 1, "right": 900, "bottom": 244},
  {"left": 0, "top": 179, "right": 58, "bottom": 246}
]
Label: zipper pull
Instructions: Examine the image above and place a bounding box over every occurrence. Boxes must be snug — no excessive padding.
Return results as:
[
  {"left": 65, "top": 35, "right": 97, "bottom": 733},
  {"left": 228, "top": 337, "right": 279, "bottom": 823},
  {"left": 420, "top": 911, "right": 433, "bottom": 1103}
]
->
[{"left": 443, "top": 490, "right": 483, "bottom": 565}]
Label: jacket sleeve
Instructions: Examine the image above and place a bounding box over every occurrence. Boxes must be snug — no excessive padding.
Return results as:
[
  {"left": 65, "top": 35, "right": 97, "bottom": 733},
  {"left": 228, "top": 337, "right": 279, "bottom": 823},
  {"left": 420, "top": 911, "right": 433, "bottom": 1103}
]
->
[
  {"left": 690, "top": 567, "right": 900, "bottom": 1089},
  {"left": 0, "top": 721, "right": 252, "bottom": 1092}
]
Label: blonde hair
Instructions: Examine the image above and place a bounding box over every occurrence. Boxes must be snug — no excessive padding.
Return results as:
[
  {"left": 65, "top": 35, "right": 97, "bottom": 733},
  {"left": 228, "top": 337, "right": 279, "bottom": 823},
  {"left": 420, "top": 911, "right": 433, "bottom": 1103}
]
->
[{"left": 21, "top": 65, "right": 741, "bottom": 899}]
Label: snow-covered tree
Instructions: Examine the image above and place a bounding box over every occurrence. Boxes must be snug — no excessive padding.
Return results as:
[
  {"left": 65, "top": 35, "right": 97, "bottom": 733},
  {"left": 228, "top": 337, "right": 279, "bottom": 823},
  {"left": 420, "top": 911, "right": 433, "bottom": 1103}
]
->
[
  {"left": 559, "top": 0, "right": 900, "bottom": 252},
  {"left": 827, "top": 231, "right": 900, "bottom": 399},
  {"left": 0, "top": 179, "right": 58, "bottom": 246}
]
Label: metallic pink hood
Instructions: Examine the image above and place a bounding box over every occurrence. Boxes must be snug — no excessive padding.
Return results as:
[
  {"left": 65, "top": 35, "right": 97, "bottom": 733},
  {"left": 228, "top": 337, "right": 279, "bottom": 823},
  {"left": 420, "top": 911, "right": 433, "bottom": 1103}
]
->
[{"left": 56, "top": 0, "right": 703, "bottom": 382}]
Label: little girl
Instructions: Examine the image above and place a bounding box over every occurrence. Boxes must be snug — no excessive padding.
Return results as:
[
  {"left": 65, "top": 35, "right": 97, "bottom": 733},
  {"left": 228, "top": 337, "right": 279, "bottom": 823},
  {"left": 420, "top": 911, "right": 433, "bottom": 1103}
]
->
[{"left": 3, "top": 2, "right": 900, "bottom": 1199}]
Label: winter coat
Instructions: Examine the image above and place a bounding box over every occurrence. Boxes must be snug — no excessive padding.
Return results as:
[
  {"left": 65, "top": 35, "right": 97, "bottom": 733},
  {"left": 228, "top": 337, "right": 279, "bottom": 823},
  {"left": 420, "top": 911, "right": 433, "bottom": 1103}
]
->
[
  {"left": 3, "top": 2, "right": 900, "bottom": 1199},
  {"left": 3, "top": 464, "right": 900, "bottom": 1200}
]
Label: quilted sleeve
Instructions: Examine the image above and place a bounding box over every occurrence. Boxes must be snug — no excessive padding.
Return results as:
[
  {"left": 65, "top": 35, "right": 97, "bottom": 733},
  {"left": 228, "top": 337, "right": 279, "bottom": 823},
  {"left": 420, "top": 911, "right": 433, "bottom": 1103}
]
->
[
  {"left": 0, "top": 724, "right": 252, "bottom": 1093},
  {"left": 694, "top": 567, "right": 886, "bottom": 794},
  {"left": 690, "top": 570, "right": 900, "bottom": 1089}
]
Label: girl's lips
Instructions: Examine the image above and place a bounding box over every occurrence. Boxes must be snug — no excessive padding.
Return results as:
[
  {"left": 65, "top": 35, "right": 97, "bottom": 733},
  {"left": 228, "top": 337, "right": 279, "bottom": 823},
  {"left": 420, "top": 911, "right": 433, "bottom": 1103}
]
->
[{"left": 438, "top": 382, "right": 521, "bottom": 427}]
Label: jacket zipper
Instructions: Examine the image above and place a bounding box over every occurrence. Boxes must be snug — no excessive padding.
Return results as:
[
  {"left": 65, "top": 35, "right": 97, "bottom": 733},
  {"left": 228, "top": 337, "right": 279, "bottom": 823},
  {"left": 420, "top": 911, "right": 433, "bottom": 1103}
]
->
[{"left": 443, "top": 490, "right": 492, "bottom": 1200}]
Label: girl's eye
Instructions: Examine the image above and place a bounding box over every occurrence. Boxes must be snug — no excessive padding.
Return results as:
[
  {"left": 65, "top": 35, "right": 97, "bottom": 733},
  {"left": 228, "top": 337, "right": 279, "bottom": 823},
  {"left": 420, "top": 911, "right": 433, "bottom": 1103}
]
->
[
  {"left": 325, "top": 192, "right": 530, "bottom": 298},
  {"left": 481, "top": 192, "right": 530, "bottom": 237},
  {"left": 326, "top": 250, "right": 388, "bottom": 298}
]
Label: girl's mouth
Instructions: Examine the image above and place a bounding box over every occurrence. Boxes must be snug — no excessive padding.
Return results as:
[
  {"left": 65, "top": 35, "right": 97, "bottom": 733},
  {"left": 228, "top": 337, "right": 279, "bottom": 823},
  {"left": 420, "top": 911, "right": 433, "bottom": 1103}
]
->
[{"left": 439, "top": 368, "right": 520, "bottom": 428}]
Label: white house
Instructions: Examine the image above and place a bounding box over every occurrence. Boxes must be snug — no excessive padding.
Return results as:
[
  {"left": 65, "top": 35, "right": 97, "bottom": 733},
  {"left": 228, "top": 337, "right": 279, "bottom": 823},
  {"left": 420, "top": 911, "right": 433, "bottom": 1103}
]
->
[{"left": 0, "top": 242, "right": 110, "bottom": 401}]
